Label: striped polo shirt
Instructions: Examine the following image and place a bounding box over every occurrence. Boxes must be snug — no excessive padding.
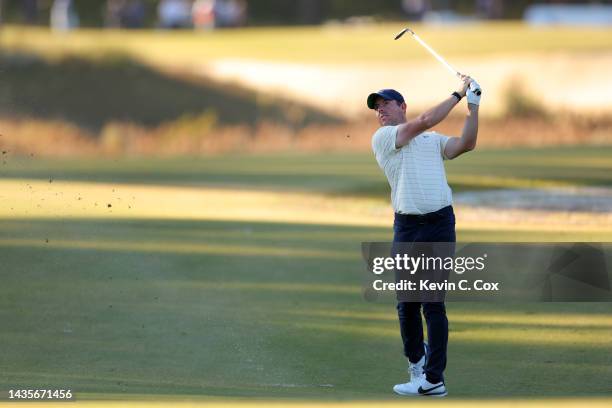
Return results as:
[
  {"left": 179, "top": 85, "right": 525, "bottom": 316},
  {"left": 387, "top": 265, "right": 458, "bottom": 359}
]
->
[{"left": 372, "top": 125, "right": 452, "bottom": 215}]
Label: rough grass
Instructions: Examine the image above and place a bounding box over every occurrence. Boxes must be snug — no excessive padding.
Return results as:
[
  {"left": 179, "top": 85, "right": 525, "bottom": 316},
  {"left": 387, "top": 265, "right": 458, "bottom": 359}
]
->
[
  {"left": 0, "top": 52, "right": 339, "bottom": 132},
  {"left": 3, "top": 111, "right": 610, "bottom": 157}
]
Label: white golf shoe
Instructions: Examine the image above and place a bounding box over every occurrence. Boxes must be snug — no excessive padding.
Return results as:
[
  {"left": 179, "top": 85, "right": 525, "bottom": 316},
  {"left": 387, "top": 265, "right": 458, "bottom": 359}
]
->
[
  {"left": 393, "top": 342, "right": 429, "bottom": 395},
  {"left": 417, "top": 378, "right": 447, "bottom": 397},
  {"left": 393, "top": 342, "right": 447, "bottom": 397},
  {"left": 394, "top": 376, "right": 448, "bottom": 397}
]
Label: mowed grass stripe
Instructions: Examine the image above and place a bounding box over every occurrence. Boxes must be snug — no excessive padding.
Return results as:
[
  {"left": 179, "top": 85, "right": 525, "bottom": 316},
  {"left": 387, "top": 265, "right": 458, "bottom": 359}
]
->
[
  {"left": 2, "top": 147, "right": 612, "bottom": 193},
  {"left": 0, "top": 238, "right": 351, "bottom": 259},
  {"left": 284, "top": 310, "right": 612, "bottom": 327}
]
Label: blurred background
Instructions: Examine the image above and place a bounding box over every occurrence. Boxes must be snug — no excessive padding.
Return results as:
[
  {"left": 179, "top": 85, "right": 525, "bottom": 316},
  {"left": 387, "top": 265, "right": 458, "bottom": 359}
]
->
[
  {"left": 0, "top": 0, "right": 611, "bottom": 404},
  {"left": 0, "top": 0, "right": 611, "bottom": 155}
]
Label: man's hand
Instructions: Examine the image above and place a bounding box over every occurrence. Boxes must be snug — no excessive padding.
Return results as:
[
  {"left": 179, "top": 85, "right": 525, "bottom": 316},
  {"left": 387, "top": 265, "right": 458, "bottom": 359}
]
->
[
  {"left": 467, "top": 80, "right": 482, "bottom": 106},
  {"left": 395, "top": 74, "right": 479, "bottom": 150},
  {"left": 456, "top": 74, "right": 472, "bottom": 97}
]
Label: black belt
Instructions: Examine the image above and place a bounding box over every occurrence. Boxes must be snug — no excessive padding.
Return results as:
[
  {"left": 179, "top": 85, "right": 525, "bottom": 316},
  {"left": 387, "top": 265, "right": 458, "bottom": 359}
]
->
[{"left": 395, "top": 206, "right": 452, "bottom": 224}]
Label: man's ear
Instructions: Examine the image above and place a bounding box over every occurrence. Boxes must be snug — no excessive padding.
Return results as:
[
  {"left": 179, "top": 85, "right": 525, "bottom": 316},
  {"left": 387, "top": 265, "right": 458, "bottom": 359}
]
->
[{"left": 401, "top": 102, "right": 407, "bottom": 112}]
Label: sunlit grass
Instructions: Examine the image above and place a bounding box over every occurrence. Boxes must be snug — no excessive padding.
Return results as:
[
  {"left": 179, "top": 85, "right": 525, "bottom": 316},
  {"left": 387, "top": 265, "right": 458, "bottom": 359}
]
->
[
  {"left": 0, "top": 178, "right": 389, "bottom": 226},
  {"left": 3, "top": 147, "right": 611, "bottom": 192},
  {"left": 1, "top": 178, "right": 611, "bottom": 238},
  {"left": 276, "top": 306, "right": 612, "bottom": 350},
  {"left": 2, "top": 216, "right": 611, "bottom": 398},
  {"left": 288, "top": 322, "right": 612, "bottom": 347},
  {"left": 284, "top": 310, "right": 612, "bottom": 327},
  {"left": 0, "top": 237, "right": 352, "bottom": 259},
  {"left": 1, "top": 23, "right": 612, "bottom": 65},
  {"left": 1, "top": 150, "right": 611, "bottom": 401}
]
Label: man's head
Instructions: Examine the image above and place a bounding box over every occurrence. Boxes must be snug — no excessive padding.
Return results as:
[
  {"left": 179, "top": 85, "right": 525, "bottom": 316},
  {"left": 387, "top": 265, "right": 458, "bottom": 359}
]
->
[{"left": 367, "top": 89, "right": 407, "bottom": 126}]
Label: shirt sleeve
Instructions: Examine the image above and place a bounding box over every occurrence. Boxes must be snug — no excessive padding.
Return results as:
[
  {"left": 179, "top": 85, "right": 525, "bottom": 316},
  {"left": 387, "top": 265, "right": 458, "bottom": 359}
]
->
[
  {"left": 434, "top": 132, "right": 451, "bottom": 160},
  {"left": 371, "top": 126, "right": 399, "bottom": 168}
]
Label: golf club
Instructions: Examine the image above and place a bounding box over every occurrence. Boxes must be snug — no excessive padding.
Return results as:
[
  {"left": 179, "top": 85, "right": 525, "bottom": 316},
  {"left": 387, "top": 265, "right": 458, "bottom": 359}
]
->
[{"left": 395, "top": 28, "right": 482, "bottom": 96}]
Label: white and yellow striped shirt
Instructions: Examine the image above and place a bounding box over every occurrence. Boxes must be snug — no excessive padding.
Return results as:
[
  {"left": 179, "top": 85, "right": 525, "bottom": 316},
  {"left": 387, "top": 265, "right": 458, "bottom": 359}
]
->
[{"left": 372, "top": 126, "right": 452, "bottom": 215}]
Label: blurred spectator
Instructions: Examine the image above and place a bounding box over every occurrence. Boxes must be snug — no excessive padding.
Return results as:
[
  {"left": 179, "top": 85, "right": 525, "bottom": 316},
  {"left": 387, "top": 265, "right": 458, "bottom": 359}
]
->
[
  {"left": 22, "top": 0, "right": 39, "bottom": 24},
  {"left": 476, "top": 0, "right": 504, "bottom": 20},
  {"left": 525, "top": 3, "right": 612, "bottom": 26},
  {"left": 296, "top": 0, "right": 322, "bottom": 24},
  {"left": 106, "top": 0, "right": 144, "bottom": 28},
  {"left": 192, "top": 0, "right": 247, "bottom": 30},
  {"left": 401, "top": 0, "right": 429, "bottom": 21},
  {"left": 51, "top": 0, "right": 79, "bottom": 31},
  {"left": 105, "top": 0, "right": 125, "bottom": 28},
  {"left": 192, "top": 0, "right": 215, "bottom": 30},
  {"left": 122, "top": 0, "right": 145, "bottom": 28},
  {"left": 215, "top": 0, "right": 247, "bottom": 28},
  {"left": 158, "top": 0, "right": 192, "bottom": 29}
]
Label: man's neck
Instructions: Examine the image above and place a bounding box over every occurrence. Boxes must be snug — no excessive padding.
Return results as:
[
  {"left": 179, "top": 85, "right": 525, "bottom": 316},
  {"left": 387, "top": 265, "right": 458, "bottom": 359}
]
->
[{"left": 387, "top": 118, "right": 407, "bottom": 126}]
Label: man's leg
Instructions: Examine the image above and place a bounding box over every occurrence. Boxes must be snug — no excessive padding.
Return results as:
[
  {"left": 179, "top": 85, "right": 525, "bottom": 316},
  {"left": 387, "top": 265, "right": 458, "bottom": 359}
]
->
[
  {"left": 421, "top": 302, "right": 448, "bottom": 383},
  {"left": 397, "top": 302, "right": 425, "bottom": 363},
  {"left": 394, "top": 301, "right": 430, "bottom": 395},
  {"left": 393, "top": 213, "right": 425, "bottom": 363},
  {"left": 392, "top": 213, "right": 429, "bottom": 394},
  {"left": 421, "top": 207, "right": 455, "bottom": 384}
]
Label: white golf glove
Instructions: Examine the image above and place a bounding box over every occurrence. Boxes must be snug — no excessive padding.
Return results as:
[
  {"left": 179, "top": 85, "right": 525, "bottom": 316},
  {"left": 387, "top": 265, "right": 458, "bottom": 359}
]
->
[{"left": 467, "top": 80, "right": 481, "bottom": 106}]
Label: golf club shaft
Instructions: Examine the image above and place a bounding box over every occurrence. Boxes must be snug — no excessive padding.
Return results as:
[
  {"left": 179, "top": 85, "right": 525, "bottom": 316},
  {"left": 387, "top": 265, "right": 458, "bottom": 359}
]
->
[
  {"left": 410, "top": 31, "right": 460, "bottom": 77},
  {"left": 396, "top": 28, "right": 481, "bottom": 96}
]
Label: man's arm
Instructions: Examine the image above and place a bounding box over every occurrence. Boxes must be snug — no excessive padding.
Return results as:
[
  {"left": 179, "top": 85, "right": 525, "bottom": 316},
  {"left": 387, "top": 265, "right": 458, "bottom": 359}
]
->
[
  {"left": 444, "top": 103, "right": 479, "bottom": 159},
  {"left": 395, "top": 75, "right": 472, "bottom": 149},
  {"left": 444, "top": 80, "right": 482, "bottom": 159}
]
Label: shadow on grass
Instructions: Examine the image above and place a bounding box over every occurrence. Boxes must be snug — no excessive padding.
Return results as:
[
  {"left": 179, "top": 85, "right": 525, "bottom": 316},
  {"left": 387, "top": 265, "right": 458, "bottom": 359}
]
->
[
  {"left": 1, "top": 218, "right": 611, "bottom": 399},
  {"left": 2, "top": 147, "right": 612, "bottom": 203},
  {"left": 0, "top": 51, "right": 341, "bottom": 132}
]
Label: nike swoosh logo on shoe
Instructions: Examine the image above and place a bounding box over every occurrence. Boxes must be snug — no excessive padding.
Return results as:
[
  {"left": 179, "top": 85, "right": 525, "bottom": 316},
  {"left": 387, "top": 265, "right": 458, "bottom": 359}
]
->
[{"left": 418, "top": 383, "right": 444, "bottom": 394}]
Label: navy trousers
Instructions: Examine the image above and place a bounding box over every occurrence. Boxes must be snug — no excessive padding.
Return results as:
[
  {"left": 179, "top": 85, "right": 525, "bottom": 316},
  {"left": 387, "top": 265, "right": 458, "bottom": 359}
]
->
[{"left": 392, "top": 205, "right": 456, "bottom": 384}]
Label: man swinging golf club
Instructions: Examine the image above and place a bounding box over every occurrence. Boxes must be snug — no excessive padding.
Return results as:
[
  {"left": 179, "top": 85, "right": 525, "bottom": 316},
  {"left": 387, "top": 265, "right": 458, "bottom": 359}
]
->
[{"left": 368, "top": 70, "right": 481, "bottom": 397}]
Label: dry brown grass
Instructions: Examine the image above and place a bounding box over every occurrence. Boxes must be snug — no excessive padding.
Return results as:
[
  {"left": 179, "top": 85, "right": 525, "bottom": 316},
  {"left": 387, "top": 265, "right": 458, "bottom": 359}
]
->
[
  {"left": 0, "top": 117, "right": 98, "bottom": 157},
  {"left": 0, "top": 112, "right": 610, "bottom": 157}
]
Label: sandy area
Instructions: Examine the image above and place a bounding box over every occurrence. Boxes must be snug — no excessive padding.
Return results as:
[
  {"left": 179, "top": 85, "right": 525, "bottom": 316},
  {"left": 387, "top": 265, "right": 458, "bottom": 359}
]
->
[{"left": 454, "top": 186, "right": 612, "bottom": 213}]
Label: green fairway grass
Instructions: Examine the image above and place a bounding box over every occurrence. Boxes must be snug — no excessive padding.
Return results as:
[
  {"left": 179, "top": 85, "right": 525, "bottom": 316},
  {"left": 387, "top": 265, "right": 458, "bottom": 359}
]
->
[
  {"left": 1, "top": 23, "right": 612, "bottom": 65},
  {"left": 2, "top": 145, "right": 612, "bottom": 196},
  {"left": 1, "top": 218, "right": 611, "bottom": 401},
  {"left": 1, "top": 147, "right": 611, "bottom": 402}
]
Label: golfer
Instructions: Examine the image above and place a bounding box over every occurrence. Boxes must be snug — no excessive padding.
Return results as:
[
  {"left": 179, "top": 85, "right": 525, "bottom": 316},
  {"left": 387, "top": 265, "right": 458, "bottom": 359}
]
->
[{"left": 368, "top": 75, "right": 481, "bottom": 397}]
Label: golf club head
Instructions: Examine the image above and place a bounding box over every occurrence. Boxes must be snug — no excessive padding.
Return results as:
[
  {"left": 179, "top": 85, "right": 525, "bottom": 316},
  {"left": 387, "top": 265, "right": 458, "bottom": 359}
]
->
[{"left": 394, "top": 28, "right": 413, "bottom": 40}]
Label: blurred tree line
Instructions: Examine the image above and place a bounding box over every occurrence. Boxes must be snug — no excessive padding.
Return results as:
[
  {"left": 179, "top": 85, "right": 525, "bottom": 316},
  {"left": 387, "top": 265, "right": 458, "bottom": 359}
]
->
[{"left": 0, "top": 0, "right": 608, "bottom": 27}]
